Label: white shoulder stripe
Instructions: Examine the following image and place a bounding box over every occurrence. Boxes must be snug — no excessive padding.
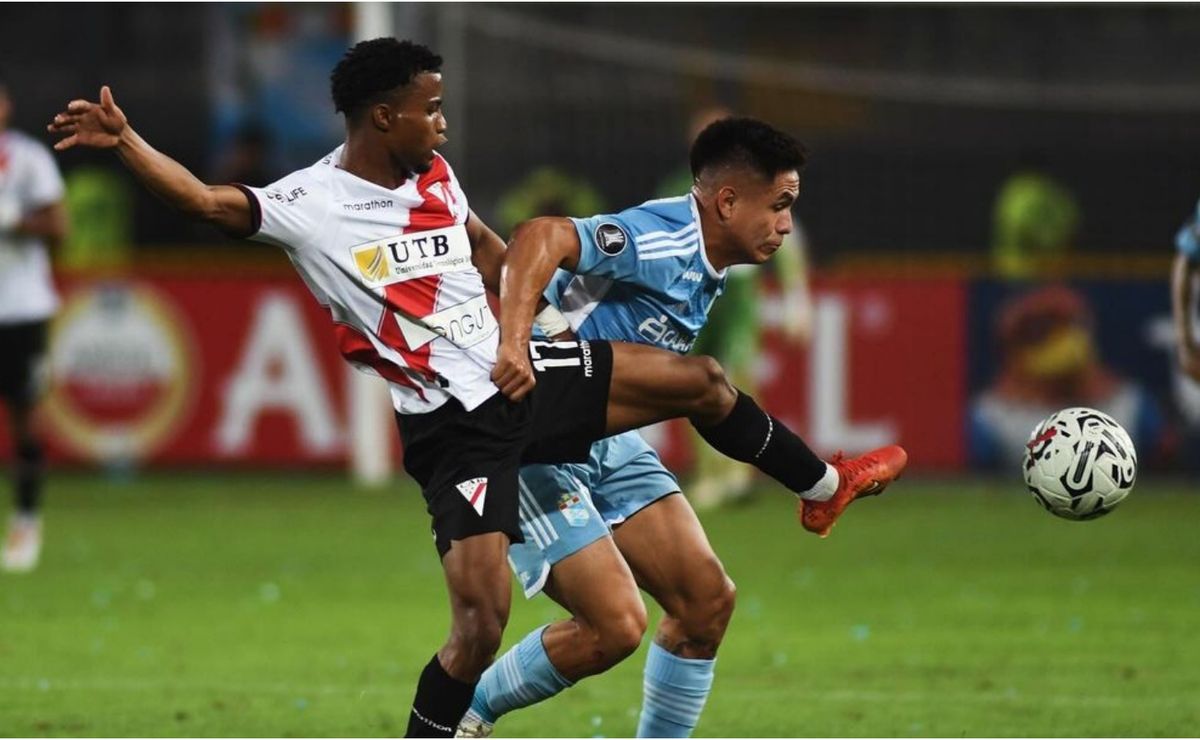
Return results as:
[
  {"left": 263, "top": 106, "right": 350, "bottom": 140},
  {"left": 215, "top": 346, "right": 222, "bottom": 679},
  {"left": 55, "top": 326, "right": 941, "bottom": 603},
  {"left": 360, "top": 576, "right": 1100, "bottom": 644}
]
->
[
  {"left": 639, "top": 195, "right": 691, "bottom": 206},
  {"left": 634, "top": 221, "right": 697, "bottom": 244},
  {"left": 640, "top": 245, "right": 699, "bottom": 261},
  {"left": 637, "top": 235, "right": 698, "bottom": 253}
]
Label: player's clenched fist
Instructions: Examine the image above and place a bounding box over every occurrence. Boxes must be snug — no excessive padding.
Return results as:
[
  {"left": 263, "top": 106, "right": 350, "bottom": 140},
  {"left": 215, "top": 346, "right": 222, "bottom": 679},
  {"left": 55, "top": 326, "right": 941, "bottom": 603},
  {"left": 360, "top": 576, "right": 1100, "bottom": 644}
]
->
[
  {"left": 47, "top": 85, "right": 127, "bottom": 151},
  {"left": 492, "top": 339, "right": 536, "bottom": 402}
]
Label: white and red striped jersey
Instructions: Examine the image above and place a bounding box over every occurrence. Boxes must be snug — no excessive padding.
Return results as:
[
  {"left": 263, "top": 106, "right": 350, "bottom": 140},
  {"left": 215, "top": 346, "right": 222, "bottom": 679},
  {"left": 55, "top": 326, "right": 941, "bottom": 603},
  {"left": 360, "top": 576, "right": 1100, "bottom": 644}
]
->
[
  {"left": 0, "top": 129, "right": 65, "bottom": 324},
  {"left": 240, "top": 147, "right": 499, "bottom": 415}
]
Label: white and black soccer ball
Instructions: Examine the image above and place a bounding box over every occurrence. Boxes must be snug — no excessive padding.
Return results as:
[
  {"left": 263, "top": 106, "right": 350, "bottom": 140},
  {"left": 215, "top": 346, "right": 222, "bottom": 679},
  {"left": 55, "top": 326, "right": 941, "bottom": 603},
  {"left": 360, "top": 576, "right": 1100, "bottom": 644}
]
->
[{"left": 1022, "top": 407, "right": 1137, "bottom": 521}]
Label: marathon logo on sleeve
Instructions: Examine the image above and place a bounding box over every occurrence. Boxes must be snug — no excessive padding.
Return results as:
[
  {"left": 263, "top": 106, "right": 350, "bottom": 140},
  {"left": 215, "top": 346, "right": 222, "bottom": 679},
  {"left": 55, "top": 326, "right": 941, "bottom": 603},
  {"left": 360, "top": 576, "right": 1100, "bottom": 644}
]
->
[
  {"left": 594, "top": 223, "right": 628, "bottom": 257},
  {"left": 350, "top": 224, "right": 473, "bottom": 286}
]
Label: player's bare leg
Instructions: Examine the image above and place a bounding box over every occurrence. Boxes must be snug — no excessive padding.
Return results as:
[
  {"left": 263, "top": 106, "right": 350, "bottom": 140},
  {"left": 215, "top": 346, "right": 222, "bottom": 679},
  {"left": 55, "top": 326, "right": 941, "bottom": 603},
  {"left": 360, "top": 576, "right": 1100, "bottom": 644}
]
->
[
  {"left": 539, "top": 539, "right": 647, "bottom": 678},
  {"left": 458, "top": 535, "right": 645, "bottom": 737},
  {"left": 604, "top": 342, "right": 906, "bottom": 535},
  {"left": 603, "top": 344, "right": 735, "bottom": 434},
  {"left": 439, "top": 532, "right": 513, "bottom": 680},
  {"left": 409, "top": 532, "right": 511, "bottom": 738},
  {"left": 614, "top": 494, "right": 734, "bottom": 737}
]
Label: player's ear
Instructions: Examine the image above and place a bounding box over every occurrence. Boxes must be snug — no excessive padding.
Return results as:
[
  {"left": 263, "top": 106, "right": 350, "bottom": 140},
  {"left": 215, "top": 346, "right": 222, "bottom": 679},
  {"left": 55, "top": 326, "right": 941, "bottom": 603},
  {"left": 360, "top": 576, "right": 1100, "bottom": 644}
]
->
[
  {"left": 370, "top": 103, "right": 392, "bottom": 132},
  {"left": 716, "top": 185, "right": 737, "bottom": 221}
]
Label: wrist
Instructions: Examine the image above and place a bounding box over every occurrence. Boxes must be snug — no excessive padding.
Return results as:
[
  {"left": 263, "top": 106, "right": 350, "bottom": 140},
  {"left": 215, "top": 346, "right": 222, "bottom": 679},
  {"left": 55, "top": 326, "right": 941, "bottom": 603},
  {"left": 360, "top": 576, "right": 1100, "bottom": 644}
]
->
[
  {"left": 534, "top": 305, "right": 571, "bottom": 337},
  {"left": 116, "top": 126, "right": 139, "bottom": 152}
]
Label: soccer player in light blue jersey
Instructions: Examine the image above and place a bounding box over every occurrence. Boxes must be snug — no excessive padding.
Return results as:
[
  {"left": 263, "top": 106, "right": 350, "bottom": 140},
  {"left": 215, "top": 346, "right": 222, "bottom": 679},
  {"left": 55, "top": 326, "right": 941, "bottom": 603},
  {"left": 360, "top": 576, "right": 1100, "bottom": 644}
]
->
[
  {"left": 1173, "top": 198, "right": 1200, "bottom": 382},
  {"left": 460, "top": 119, "right": 908, "bottom": 737}
]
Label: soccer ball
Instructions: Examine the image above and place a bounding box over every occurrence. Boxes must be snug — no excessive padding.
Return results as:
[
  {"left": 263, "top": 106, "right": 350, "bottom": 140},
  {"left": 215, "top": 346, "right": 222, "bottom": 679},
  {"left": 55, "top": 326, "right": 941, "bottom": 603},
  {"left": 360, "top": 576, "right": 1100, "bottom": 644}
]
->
[{"left": 1022, "top": 407, "right": 1137, "bottom": 520}]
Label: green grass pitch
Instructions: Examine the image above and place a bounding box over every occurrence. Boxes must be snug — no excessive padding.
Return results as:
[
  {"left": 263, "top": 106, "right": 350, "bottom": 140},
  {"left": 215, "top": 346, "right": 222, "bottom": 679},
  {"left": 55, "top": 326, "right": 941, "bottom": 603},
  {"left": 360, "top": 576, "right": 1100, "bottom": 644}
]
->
[{"left": 2, "top": 472, "right": 1197, "bottom": 737}]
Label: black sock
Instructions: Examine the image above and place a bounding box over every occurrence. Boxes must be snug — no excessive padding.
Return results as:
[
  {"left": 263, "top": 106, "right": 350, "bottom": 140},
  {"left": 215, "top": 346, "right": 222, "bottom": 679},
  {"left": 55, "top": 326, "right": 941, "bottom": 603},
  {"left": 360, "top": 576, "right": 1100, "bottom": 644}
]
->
[
  {"left": 692, "top": 390, "right": 826, "bottom": 494},
  {"left": 15, "top": 440, "right": 43, "bottom": 514},
  {"left": 406, "top": 654, "right": 477, "bottom": 738}
]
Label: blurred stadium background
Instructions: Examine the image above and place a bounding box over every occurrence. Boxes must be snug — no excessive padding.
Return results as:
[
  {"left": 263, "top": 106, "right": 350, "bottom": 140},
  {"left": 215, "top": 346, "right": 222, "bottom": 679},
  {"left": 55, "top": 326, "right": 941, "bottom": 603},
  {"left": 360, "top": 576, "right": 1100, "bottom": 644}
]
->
[{"left": 2, "top": 3, "right": 1198, "bottom": 737}]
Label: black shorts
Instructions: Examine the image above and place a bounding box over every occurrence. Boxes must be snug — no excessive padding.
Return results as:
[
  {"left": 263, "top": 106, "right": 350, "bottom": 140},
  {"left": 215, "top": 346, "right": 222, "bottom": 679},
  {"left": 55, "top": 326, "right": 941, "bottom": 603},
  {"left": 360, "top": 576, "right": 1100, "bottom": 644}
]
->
[
  {"left": 397, "top": 339, "right": 613, "bottom": 557},
  {"left": 0, "top": 321, "right": 49, "bottom": 405}
]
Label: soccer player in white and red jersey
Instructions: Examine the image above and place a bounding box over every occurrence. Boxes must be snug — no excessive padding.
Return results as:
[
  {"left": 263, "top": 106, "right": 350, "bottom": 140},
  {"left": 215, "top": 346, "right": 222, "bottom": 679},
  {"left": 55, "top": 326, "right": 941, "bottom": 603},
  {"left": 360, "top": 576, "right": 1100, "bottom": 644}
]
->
[
  {"left": 49, "top": 39, "right": 902, "bottom": 737},
  {"left": 0, "top": 68, "right": 69, "bottom": 573}
]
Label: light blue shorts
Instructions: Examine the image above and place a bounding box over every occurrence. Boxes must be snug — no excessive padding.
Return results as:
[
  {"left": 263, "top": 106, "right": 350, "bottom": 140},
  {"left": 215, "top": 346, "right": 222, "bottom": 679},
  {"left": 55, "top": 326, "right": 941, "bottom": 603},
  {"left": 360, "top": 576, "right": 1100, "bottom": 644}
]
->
[{"left": 510, "top": 430, "right": 680, "bottom": 597}]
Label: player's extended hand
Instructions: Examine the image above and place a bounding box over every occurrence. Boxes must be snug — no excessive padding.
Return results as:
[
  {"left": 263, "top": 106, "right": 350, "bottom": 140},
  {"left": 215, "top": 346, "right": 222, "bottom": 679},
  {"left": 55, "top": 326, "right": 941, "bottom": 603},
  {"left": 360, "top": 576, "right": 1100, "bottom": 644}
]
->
[
  {"left": 47, "top": 86, "right": 128, "bottom": 151},
  {"left": 492, "top": 338, "right": 536, "bottom": 402}
]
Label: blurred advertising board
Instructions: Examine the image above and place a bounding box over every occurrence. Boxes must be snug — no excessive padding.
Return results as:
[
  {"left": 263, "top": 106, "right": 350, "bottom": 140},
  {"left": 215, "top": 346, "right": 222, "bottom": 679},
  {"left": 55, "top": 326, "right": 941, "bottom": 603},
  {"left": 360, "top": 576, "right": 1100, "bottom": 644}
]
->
[
  {"left": 4, "top": 273, "right": 1186, "bottom": 473},
  {"left": 965, "top": 279, "right": 1190, "bottom": 472},
  {"left": 30, "top": 276, "right": 349, "bottom": 467},
  {"left": 645, "top": 277, "right": 968, "bottom": 472}
]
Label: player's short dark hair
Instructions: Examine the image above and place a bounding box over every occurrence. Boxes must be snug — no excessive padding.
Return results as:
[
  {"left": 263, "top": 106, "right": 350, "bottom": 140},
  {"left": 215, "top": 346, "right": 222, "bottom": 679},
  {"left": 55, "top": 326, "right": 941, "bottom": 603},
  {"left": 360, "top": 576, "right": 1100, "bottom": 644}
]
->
[
  {"left": 330, "top": 38, "right": 442, "bottom": 117},
  {"left": 689, "top": 117, "right": 807, "bottom": 182}
]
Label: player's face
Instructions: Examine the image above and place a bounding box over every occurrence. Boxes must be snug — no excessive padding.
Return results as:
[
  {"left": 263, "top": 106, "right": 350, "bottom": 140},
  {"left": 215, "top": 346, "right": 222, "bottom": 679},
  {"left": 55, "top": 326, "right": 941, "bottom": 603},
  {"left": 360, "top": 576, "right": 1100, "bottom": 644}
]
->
[
  {"left": 388, "top": 72, "right": 447, "bottom": 174},
  {"left": 729, "top": 170, "right": 800, "bottom": 264}
]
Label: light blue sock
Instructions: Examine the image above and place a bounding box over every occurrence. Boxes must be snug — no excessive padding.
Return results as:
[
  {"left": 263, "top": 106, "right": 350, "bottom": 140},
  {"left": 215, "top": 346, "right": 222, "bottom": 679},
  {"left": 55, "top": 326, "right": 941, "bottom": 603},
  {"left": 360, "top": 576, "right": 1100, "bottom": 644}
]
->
[
  {"left": 469, "top": 625, "right": 573, "bottom": 723},
  {"left": 637, "top": 642, "right": 716, "bottom": 738}
]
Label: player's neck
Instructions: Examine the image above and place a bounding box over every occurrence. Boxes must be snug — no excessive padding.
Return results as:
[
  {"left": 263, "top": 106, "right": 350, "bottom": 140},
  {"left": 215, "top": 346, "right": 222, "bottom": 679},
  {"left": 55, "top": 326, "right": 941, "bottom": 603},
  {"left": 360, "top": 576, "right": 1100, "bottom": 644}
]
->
[
  {"left": 697, "top": 215, "right": 736, "bottom": 272},
  {"left": 338, "top": 137, "right": 413, "bottom": 190}
]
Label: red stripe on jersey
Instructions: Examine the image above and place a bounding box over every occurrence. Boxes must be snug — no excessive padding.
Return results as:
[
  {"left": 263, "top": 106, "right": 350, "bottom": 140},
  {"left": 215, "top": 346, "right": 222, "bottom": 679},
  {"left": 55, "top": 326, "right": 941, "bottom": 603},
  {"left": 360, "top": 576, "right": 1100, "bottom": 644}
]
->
[
  {"left": 379, "top": 276, "right": 440, "bottom": 382},
  {"left": 333, "top": 322, "right": 427, "bottom": 401},
  {"left": 370, "top": 154, "right": 462, "bottom": 383},
  {"left": 408, "top": 155, "right": 460, "bottom": 232}
]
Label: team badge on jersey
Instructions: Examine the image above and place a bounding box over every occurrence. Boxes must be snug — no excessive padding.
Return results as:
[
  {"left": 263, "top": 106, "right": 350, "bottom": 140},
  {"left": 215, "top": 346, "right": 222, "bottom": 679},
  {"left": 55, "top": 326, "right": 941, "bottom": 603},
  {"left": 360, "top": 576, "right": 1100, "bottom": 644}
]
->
[
  {"left": 594, "top": 223, "right": 628, "bottom": 257},
  {"left": 455, "top": 477, "right": 489, "bottom": 516},
  {"left": 557, "top": 491, "right": 590, "bottom": 528}
]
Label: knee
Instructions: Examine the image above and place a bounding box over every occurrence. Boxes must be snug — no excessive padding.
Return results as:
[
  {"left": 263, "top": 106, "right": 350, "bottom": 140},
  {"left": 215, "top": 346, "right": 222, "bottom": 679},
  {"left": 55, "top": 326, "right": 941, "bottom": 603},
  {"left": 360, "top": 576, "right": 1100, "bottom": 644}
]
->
[
  {"left": 711, "top": 575, "right": 737, "bottom": 626},
  {"left": 688, "top": 355, "right": 736, "bottom": 422},
  {"left": 602, "top": 604, "right": 649, "bottom": 660},
  {"left": 678, "top": 571, "right": 737, "bottom": 644},
  {"left": 585, "top": 600, "right": 648, "bottom": 670},
  {"left": 447, "top": 605, "right": 507, "bottom": 674}
]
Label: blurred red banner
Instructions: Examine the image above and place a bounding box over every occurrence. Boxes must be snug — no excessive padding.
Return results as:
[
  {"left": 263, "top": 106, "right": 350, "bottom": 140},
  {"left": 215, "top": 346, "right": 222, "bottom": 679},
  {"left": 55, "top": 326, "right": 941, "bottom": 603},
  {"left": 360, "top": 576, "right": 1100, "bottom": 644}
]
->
[{"left": 3, "top": 275, "right": 967, "bottom": 471}]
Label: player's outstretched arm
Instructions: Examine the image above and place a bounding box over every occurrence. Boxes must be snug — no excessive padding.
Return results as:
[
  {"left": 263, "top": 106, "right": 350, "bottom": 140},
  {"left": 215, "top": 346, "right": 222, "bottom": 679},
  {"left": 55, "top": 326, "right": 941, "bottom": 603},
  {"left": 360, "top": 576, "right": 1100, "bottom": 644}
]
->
[
  {"left": 48, "top": 86, "right": 252, "bottom": 237},
  {"left": 491, "top": 217, "right": 582, "bottom": 401},
  {"left": 1172, "top": 254, "right": 1200, "bottom": 380}
]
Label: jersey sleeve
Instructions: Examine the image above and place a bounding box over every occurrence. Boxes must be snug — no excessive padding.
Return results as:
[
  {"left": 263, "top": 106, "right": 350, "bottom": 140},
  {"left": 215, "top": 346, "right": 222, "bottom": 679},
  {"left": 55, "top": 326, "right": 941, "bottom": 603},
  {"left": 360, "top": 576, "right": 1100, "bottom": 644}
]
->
[
  {"left": 21, "top": 141, "right": 66, "bottom": 208},
  {"left": 234, "top": 174, "right": 327, "bottom": 250},
  {"left": 1177, "top": 201, "right": 1200, "bottom": 263},
  {"left": 569, "top": 213, "right": 641, "bottom": 281}
]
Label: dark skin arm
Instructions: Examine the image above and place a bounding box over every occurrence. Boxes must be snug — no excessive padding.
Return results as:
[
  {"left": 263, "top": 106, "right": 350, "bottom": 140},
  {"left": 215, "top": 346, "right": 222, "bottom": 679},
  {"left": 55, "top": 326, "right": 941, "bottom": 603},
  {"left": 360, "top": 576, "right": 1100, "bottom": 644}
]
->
[
  {"left": 47, "top": 86, "right": 252, "bottom": 237},
  {"left": 491, "top": 217, "right": 582, "bottom": 400}
]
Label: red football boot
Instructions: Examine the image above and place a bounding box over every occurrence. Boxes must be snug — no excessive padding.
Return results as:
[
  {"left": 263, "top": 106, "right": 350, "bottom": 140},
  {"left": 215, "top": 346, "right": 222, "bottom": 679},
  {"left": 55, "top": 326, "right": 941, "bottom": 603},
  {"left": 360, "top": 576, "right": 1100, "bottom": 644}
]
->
[{"left": 798, "top": 445, "right": 908, "bottom": 538}]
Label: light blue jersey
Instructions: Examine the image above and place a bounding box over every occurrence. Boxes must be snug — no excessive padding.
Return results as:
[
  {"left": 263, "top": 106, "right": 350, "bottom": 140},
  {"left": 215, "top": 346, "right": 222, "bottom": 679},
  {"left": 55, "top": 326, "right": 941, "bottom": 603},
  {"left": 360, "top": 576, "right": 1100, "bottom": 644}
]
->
[
  {"left": 546, "top": 194, "right": 727, "bottom": 351},
  {"left": 512, "top": 195, "right": 728, "bottom": 597},
  {"left": 1177, "top": 198, "right": 1200, "bottom": 262}
]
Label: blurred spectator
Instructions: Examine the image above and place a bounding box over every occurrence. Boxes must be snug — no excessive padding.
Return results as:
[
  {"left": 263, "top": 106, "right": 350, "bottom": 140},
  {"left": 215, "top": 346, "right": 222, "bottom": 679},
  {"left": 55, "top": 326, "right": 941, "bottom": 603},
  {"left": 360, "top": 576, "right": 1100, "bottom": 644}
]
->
[
  {"left": 991, "top": 155, "right": 1081, "bottom": 279},
  {"left": 0, "top": 69, "right": 68, "bottom": 572},
  {"left": 1171, "top": 197, "right": 1200, "bottom": 381},
  {"left": 969, "top": 285, "right": 1167, "bottom": 469},
  {"left": 212, "top": 121, "right": 275, "bottom": 188},
  {"left": 60, "top": 166, "right": 133, "bottom": 272},
  {"left": 663, "top": 107, "right": 814, "bottom": 508},
  {"left": 494, "top": 166, "right": 605, "bottom": 237}
]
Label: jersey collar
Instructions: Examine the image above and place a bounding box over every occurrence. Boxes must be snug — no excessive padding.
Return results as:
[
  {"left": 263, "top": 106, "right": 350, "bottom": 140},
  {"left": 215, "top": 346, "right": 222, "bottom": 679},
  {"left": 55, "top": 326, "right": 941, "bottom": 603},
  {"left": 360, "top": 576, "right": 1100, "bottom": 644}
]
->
[
  {"left": 328, "top": 144, "right": 426, "bottom": 208},
  {"left": 691, "top": 193, "right": 726, "bottom": 281}
]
